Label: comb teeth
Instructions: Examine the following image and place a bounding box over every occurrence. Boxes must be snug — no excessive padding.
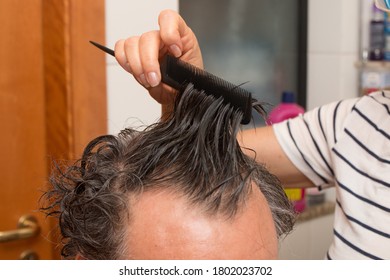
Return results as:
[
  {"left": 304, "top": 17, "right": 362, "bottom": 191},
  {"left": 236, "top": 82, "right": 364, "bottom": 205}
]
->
[{"left": 160, "top": 55, "right": 252, "bottom": 125}]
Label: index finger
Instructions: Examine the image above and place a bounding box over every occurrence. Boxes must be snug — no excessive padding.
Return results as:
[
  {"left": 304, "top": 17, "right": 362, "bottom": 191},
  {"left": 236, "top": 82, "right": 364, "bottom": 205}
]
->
[{"left": 158, "top": 9, "right": 187, "bottom": 58}]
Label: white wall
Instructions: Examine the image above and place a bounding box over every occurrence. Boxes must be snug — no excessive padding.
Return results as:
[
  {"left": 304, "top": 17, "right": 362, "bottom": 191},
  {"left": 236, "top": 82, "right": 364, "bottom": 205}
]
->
[
  {"left": 105, "top": 0, "right": 178, "bottom": 134},
  {"left": 307, "top": 0, "right": 360, "bottom": 110},
  {"left": 279, "top": 214, "right": 335, "bottom": 259}
]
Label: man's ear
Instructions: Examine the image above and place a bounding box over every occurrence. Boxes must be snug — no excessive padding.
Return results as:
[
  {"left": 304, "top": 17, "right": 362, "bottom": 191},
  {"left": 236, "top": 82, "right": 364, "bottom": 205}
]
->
[{"left": 75, "top": 254, "right": 87, "bottom": 260}]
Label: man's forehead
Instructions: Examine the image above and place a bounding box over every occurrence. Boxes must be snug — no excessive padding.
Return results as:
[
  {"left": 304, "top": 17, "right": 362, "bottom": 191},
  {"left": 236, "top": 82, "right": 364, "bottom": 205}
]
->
[{"left": 123, "top": 187, "right": 278, "bottom": 259}]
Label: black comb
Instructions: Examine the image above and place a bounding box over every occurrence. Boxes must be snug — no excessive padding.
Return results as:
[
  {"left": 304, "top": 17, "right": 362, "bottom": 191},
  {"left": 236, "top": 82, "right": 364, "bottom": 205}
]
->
[{"left": 90, "top": 41, "right": 253, "bottom": 124}]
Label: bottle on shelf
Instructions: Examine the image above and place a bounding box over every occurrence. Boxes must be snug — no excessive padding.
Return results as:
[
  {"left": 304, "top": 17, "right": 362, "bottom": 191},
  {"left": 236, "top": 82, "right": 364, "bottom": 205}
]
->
[
  {"left": 384, "top": 11, "right": 390, "bottom": 60},
  {"left": 369, "top": 2, "right": 385, "bottom": 60}
]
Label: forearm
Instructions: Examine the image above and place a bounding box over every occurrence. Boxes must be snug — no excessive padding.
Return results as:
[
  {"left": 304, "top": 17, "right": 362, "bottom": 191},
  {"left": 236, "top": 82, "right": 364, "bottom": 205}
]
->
[{"left": 238, "top": 126, "right": 313, "bottom": 188}]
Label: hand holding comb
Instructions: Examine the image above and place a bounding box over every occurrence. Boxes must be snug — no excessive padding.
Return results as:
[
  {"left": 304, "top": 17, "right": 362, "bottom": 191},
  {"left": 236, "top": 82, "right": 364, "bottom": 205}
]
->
[{"left": 90, "top": 41, "right": 253, "bottom": 124}]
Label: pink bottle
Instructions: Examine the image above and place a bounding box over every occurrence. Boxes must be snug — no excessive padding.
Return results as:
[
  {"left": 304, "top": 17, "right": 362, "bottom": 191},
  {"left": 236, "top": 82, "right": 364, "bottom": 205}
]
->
[
  {"left": 267, "top": 91, "right": 306, "bottom": 212},
  {"left": 266, "top": 91, "right": 305, "bottom": 125}
]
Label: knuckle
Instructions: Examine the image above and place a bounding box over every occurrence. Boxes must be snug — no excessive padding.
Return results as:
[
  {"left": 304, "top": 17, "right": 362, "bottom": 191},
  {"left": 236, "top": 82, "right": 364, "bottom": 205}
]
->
[
  {"left": 114, "top": 39, "right": 125, "bottom": 51},
  {"left": 139, "top": 30, "right": 158, "bottom": 43},
  {"left": 159, "top": 9, "right": 177, "bottom": 21},
  {"left": 124, "top": 36, "right": 139, "bottom": 48},
  {"left": 159, "top": 9, "right": 171, "bottom": 20}
]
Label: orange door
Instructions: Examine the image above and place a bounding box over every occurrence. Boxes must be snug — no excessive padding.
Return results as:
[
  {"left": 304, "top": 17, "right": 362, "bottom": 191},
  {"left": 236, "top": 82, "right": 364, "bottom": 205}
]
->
[{"left": 0, "top": 0, "right": 106, "bottom": 259}]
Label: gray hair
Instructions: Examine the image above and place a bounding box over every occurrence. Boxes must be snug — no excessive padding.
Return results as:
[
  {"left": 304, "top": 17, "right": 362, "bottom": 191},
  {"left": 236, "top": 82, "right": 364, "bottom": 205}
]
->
[{"left": 42, "top": 84, "right": 295, "bottom": 259}]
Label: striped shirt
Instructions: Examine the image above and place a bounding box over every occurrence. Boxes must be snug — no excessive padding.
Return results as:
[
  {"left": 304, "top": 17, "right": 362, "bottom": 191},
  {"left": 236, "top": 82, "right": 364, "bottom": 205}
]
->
[{"left": 273, "top": 91, "right": 390, "bottom": 260}]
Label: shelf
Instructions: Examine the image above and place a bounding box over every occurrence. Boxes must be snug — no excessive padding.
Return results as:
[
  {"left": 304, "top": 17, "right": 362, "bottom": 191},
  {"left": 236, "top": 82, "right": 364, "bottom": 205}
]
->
[
  {"left": 355, "top": 60, "right": 390, "bottom": 69},
  {"left": 296, "top": 201, "right": 335, "bottom": 223}
]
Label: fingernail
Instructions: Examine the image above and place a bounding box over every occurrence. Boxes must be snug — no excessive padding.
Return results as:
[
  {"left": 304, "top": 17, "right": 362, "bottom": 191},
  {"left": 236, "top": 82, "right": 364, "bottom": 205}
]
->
[
  {"left": 147, "top": 72, "right": 159, "bottom": 87},
  {"left": 139, "top": 73, "right": 150, "bottom": 88},
  {"left": 169, "top": 44, "right": 182, "bottom": 57}
]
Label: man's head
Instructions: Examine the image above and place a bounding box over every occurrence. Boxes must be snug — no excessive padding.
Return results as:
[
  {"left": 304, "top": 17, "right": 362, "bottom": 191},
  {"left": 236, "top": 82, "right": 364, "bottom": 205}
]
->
[{"left": 43, "top": 84, "right": 295, "bottom": 259}]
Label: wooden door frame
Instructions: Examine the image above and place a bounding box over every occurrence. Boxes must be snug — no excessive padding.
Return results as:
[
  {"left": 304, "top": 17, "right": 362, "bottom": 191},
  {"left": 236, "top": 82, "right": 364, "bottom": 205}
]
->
[{"left": 43, "top": 0, "right": 107, "bottom": 258}]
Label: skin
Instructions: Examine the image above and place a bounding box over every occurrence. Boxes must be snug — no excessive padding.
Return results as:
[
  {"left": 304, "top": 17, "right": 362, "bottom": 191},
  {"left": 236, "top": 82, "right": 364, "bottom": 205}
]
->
[
  {"left": 124, "top": 185, "right": 278, "bottom": 259},
  {"left": 114, "top": 9, "right": 313, "bottom": 188}
]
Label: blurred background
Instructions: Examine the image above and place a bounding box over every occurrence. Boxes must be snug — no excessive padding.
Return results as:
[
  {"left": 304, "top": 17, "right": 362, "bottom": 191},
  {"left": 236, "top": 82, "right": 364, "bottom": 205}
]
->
[{"left": 2, "top": 0, "right": 382, "bottom": 259}]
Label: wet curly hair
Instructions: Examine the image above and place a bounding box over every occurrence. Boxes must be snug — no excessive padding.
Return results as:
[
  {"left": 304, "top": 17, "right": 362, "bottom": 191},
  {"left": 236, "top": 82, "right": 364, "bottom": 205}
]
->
[{"left": 42, "top": 84, "right": 295, "bottom": 259}]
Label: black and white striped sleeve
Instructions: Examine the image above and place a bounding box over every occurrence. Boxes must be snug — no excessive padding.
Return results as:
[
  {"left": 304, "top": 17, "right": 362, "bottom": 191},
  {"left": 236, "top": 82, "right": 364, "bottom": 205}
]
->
[{"left": 272, "top": 98, "right": 359, "bottom": 188}]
